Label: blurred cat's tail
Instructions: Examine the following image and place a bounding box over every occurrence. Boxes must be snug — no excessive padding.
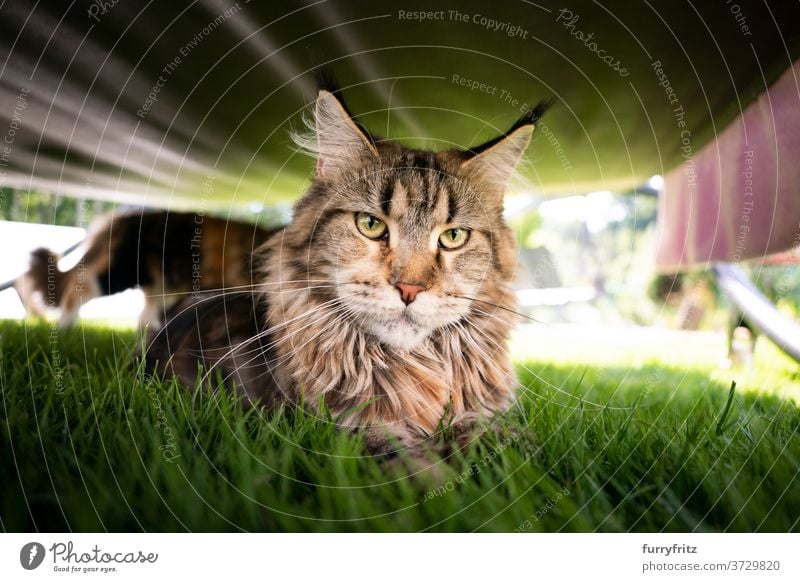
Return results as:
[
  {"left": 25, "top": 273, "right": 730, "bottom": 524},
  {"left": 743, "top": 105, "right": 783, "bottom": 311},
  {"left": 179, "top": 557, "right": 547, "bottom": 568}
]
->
[{"left": 14, "top": 247, "right": 63, "bottom": 317}]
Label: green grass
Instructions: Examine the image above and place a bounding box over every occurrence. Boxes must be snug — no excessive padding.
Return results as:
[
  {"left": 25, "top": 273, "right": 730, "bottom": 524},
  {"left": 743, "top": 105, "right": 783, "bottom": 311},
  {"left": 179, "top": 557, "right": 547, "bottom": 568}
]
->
[{"left": 1, "top": 320, "right": 798, "bottom": 532}]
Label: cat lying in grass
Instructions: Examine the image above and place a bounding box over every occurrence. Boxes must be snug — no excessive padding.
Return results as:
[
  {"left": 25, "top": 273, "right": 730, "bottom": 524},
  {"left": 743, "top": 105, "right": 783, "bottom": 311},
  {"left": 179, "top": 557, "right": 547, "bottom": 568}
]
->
[{"left": 145, "top": 76, "right": 551, "bottom": 454}]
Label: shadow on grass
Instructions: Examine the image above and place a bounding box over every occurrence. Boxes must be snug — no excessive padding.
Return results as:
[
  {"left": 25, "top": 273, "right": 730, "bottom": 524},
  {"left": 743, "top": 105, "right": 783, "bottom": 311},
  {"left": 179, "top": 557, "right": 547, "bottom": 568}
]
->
[{"left": 1, "top": 321, "right": 798, "bottom": 532}]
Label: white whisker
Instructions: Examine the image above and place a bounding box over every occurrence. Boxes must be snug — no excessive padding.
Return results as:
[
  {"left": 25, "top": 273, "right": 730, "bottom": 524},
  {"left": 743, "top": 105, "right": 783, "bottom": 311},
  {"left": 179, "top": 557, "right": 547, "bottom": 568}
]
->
[
  {"left": 218, "top": 307, "right": 356, "bottom": 388},
  {"left": 146, "top": 280, "right": 336, "bottom": 299},
  {"left": 196, "top": 294, "right": 360, "bottom": 386},
  {"left": 461, "top": 311, "right": 633, "bottom": 411}
]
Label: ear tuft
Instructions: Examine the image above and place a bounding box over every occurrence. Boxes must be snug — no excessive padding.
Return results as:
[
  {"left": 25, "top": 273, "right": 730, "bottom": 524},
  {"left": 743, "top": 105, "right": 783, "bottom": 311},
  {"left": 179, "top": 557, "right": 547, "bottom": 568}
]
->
[
  {"left": 509, "top": 98, "right": 556, "bottom": 135},
  {"left": 313, "top": 68, "right": 343, "bottom": 99},
  {"left": 462, "top": 98, "right": 555, "bottom": 195}
]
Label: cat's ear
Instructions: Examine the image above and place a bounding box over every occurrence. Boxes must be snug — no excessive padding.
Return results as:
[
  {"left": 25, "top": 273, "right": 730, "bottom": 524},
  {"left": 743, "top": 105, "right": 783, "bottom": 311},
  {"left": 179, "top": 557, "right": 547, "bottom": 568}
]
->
[
  {"left": 461, "top": 125, "right": 534, "bottom": 195},
  {"left": 461, "top": 99, "right": 554, "bottom": 196},
  {"left": 313, "top": 90, "right": 378, "bottom": 179}
]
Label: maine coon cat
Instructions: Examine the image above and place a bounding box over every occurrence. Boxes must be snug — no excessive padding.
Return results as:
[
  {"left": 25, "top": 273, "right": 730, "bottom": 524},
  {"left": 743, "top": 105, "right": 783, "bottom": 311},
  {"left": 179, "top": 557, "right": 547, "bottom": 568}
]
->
[
  {"left": 15, "top": 211, "right": 274, "bottom": 328},
  {"left": 145, "top": 79, "right": 550, "bottom": 452}
]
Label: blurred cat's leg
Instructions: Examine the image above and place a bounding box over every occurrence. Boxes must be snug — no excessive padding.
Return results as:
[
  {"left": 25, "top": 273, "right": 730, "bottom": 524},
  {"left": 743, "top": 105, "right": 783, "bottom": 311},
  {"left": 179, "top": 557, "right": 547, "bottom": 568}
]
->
[
  {"left": 362, "top": 425, "right": 423, "bottom": 457},
  {"left": 58, "top": 274, "right": 101, "bottom": 327},
  {"left": 14, "top": 273, "right": 48, "bottom": 318},
  {"left": 138, "top": 292, "right": 163, "bottom": 330}
]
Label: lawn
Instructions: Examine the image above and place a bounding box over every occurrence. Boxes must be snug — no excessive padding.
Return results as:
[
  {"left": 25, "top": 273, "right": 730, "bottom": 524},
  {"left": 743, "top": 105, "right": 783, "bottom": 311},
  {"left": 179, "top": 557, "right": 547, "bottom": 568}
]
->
[{"left": 1, "top": 320, "right": 798, "bottom": 532}]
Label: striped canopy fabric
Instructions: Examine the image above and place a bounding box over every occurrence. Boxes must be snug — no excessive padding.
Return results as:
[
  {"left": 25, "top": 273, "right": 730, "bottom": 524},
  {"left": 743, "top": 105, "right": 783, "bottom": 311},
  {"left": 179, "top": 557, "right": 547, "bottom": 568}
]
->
[{"left": 0, "top": 1, "right": 798, "bottom": 211}]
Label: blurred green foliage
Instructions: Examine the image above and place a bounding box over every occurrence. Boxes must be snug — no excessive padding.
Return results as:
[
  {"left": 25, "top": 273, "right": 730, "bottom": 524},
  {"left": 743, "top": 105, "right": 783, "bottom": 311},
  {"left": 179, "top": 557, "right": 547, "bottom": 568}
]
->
[
  {"left": 0, "top": 187, "right": 290, "bottom": 229},
  {"left": 0, "top": 187, "right": 114, "bottom": 226}
]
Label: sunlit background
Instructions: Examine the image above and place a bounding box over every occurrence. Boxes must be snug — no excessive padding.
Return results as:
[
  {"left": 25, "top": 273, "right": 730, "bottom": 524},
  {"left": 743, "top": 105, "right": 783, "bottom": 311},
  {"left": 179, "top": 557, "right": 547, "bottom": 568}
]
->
[{"left": 3, "top": 171, "right": 798, "bottom": 375}]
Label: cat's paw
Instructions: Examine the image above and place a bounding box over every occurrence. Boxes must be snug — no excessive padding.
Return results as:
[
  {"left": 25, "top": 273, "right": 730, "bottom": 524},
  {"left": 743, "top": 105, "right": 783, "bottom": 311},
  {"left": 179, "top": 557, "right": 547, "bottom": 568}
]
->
[{"left": 437, "top": 420, "right": 536, "bottom": 458}]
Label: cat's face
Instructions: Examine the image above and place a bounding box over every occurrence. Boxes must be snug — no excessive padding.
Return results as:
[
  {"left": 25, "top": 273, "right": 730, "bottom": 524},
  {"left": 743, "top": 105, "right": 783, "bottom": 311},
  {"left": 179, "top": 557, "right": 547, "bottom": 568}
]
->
[
  {"left": 298, "top": 155, "right": 514, "bottom": 351},
  {"left": 285, "top": 89, "right": 542, "bottom": 351}
]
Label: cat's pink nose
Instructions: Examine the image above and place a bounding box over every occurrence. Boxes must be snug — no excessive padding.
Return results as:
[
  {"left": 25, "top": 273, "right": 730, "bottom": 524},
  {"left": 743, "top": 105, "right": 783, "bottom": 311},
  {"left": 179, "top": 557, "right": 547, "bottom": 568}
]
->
[{"left": 395, "top": 282, "right": 426, "bottom": 305}]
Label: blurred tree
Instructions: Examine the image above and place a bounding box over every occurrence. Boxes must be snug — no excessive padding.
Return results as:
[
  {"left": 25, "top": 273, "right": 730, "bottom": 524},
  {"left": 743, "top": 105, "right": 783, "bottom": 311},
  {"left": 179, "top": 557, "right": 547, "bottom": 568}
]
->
[
  {"left": 509, "top": 208, "right": 543, "bottom": 248},
  {"left": 752, "top": 262, "right": 800, "bottom": 315},
  {"left": 0, "top": 187, "right": 12, "bottom": 220}
]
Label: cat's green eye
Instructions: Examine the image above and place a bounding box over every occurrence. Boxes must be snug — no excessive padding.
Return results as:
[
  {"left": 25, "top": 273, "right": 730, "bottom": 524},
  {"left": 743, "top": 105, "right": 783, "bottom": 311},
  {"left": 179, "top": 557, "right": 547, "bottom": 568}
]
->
[
  {"left": 355, "top": 212, "right": 387, "bottom": 240},
  {"left": 438, "top": 228, "right": 470, "bottom": 250}
]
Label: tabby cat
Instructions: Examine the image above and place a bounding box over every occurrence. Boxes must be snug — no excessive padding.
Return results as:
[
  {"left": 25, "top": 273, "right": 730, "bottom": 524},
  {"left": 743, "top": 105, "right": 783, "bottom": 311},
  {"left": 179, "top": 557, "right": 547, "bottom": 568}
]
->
[
  {"left": 145, "top": 80, "right": 550, "bottom": 453},
  {"left": 15, "top": 211, "right": 274, "bottom": 327}
]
